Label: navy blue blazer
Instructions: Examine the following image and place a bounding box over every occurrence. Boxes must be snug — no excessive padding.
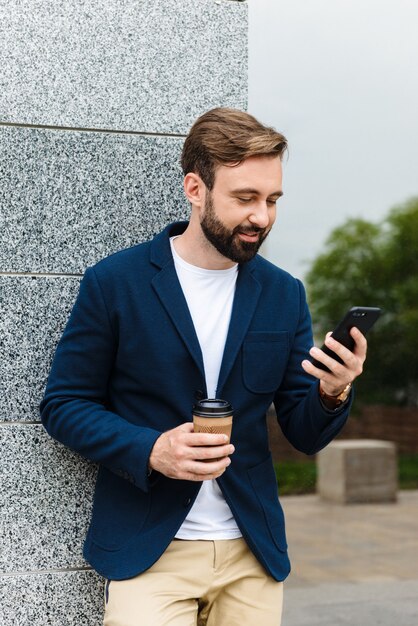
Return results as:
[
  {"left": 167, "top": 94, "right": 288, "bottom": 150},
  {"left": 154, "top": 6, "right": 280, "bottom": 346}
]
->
[{"left": 41, "top": 221, "right": 351, "bottom": 581}]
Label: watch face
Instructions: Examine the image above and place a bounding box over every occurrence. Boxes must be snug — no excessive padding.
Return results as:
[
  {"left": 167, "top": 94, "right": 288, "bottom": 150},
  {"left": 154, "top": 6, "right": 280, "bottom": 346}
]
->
[{"left": 337, "top": 383, "right": 352, "bottom": 402}]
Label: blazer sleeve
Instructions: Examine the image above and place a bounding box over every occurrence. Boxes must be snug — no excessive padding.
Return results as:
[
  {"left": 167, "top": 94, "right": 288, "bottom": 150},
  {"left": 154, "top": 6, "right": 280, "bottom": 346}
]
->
[
  {"left": 273, "top": 279, "right": 352, "bottom": 455},
  {"left": 40, "top": 267, "right": 161, "bottom": 492}
]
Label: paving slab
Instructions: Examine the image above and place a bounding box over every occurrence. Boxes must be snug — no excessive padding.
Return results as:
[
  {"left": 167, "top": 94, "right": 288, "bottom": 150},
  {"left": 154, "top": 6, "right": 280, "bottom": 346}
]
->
[
  {"left": 282, "top": 490, "right": 418, "bottom": 585},
  {"left": 282, "top": 579, "right": 418, "bottom": 626},
  {"left": 280, "top": 491, "right": 418, "bottom": 625}
]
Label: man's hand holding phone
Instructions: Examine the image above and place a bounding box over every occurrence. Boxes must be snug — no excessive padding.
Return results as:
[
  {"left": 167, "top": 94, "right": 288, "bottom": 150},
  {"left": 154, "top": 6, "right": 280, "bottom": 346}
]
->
[
  {"left": 301, "top": 306, "right": 381, "bottom": 408},
  {"left": 302, "top": 326, "right": 367, "bottom": 402}
]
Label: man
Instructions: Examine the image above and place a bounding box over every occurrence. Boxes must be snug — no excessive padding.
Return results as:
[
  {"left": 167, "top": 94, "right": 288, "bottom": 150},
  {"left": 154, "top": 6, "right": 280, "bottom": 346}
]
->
[{"left": 41, "top": 108, "right": 366, "bottom": 626}]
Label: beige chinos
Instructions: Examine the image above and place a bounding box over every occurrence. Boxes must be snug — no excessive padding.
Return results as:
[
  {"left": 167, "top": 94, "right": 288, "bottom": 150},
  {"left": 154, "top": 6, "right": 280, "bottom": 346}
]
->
[{"left": 103, "top": 538, "right": 283, "bottom": 626}]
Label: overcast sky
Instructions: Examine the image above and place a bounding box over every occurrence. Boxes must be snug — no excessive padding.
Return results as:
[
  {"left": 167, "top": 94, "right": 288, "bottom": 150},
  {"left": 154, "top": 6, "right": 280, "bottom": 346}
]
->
[{"left": 248, "top": 0, "right": 418, "bottom": 279}]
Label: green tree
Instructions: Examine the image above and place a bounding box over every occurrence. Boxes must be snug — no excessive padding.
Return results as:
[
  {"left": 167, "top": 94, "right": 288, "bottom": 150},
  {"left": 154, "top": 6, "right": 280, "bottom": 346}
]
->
[{"left": 306, "top": 197, "right": 418, "bottom": 406}]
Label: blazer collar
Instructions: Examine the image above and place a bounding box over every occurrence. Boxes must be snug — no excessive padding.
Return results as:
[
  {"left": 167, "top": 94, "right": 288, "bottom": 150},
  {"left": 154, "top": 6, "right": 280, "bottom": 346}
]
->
[
  {"left": 150, "top": 221, "right": 189, "bottom": 269},
  {"left": 150, "top": 222, "right": 205, "bottom": 380},
  {"left": 150, "top": 222, "right": 261, "bottom": 394}
]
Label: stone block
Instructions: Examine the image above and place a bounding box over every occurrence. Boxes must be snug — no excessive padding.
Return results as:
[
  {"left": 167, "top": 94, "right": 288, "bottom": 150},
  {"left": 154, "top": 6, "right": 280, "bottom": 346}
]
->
[
  {"left": 0, "top": 127, "right": 188, "bottom": 273},
  {"left": 0, "top": 275, "right": 81, "bottom": 421},
  {"left": 0, "top": 0, "right": 247, "bottom": 133},
  {"left": 317, "top": 440, "right": 398, "bottom": 504},
  {"left": 0, "top": 424, "right": 96, "bottom": 572},
  {"left": 0, "top": 570, "right": 103, "bottom": 626}
]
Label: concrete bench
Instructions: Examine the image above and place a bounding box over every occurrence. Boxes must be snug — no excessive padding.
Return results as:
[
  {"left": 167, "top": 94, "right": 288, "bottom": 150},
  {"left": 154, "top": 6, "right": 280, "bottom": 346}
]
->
[{"left": 317, "top": 440, "right": 398, "bottom": 503}]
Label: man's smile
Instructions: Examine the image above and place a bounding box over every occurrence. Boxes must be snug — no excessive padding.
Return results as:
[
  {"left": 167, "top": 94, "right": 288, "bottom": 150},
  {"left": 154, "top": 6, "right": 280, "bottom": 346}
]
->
[
  {"left": 234, "top": 225, "right": 266, "bottom": 244},
  {"left": 237, "top": 231, "right": 261, "bottom": 243}
]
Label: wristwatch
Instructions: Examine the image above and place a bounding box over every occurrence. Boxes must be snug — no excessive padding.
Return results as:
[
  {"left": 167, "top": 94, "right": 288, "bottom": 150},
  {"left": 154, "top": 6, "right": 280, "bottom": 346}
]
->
[{"left": 319, "top": 382, "right": 352, "bottom": 409}]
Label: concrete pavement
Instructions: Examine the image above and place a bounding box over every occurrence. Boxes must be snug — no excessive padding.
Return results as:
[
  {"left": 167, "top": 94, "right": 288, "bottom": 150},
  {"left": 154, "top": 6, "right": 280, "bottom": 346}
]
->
[
  {"left": 280, "top": 490, "right": 418, "bottom": 625},
  {"left": 283, "top": 580, "right": 417, "bottom": 626}
]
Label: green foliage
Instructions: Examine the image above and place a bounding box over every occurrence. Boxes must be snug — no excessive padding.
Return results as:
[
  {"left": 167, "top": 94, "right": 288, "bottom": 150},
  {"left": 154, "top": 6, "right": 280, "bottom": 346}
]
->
[
  {"left": 398, "top": 454, "right": 418, "bottom": 490},
  {"left": 306, "top": 197, "right": 418, "bottom": 406},
  {"left": 274, "top": 460, "right": 317, "bottom": 495},
  {"left": 274, "top": 455, "right": 418, "bottom": 495}
]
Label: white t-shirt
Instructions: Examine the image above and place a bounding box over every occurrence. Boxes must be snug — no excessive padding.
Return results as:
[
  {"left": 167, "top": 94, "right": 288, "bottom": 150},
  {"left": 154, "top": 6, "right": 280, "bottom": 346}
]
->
[{"left": 170, "top": 237, "right": 242, "bottom": 539}]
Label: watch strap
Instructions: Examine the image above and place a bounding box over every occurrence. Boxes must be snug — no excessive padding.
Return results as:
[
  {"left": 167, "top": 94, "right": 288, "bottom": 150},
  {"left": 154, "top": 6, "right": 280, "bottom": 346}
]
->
[{"left": 319, "top": 382, "right": 352, "bottom": 409}]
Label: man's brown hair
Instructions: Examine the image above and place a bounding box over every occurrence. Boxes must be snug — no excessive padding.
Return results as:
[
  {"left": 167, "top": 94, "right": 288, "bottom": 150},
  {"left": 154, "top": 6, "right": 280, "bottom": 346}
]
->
[{"left": 181, "top": 107, "right": 287, "bottom": 190}]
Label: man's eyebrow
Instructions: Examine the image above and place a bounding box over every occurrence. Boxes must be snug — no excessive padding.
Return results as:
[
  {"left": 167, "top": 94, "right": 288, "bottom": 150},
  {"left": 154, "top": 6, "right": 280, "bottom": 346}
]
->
[{"left": 230, "top": 187, "right": 284, "bottom": 197}]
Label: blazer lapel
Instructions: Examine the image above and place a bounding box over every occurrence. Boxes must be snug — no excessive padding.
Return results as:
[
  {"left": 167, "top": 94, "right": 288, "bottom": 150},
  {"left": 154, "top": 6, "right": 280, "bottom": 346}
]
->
[
  {"left": 151, "top": 262, "right": 206, "bottom": 382},
  {"left": 216, "top": 260, "right": 261, "bottom": 395},
  {"left": 149, "top": 223, "right": 262, "bottom": 397}
]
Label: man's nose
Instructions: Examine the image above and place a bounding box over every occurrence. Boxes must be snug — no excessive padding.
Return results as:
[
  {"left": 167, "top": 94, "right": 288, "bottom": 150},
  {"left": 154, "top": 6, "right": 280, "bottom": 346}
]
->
[{"left": 248, "top": 203, "right": 271, "bottom": 228}]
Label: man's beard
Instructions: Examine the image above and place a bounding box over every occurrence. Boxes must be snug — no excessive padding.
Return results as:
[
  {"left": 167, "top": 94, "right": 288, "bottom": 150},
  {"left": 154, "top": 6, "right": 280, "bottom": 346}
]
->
[{"left": 200, "top": 193, "right": 271, "bottom": 264}]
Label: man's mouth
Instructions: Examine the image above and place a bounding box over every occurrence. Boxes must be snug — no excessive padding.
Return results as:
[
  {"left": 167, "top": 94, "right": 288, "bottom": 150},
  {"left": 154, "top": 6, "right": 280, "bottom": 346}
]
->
[{"left": 236, "top": 231, "right": 262, "bottom": 243}]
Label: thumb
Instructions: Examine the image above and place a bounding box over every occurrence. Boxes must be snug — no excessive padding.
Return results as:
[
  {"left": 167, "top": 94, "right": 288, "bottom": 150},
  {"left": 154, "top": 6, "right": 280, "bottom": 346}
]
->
[{"left": 177, "top": 422, "right": 194, "bottom": 433}]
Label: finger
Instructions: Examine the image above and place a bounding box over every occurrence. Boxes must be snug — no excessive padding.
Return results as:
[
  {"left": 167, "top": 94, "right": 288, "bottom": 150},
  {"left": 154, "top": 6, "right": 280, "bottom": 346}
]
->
[
  {"left": 174, "top": 424, "right": 230, "bottom": 446},
  {"left": 301, "top": 359, "right": 346, "bottom": 391},
  {"left": 307, "top": 346, "right": 348, "bottom": 375},
  {"left": 302, "top": 358, "right": 354, "bottom": 399},
  {"left": 301, "top": 357, "right": 327, "bottom": 379},
  {"left": 186, "top": 432, "right": 230, "bottom": 447},
  {"left": 180, "top": 468, "right": 228, "bottom": 481},
  {"left": 174, "top": 424, "right": 231, "bottom": 447},
  {"left": 324, "top": 337, "right": 365, "bottom": 376},
  {"left": 188, "top": 456, "right": 232, "bottom": 477},
  {"left": 167, "top": 449, "right": 233, "bottom": 480},
  {"left": 176, "top": 422, "right": 195, "bottom": 433},
  {"left": 323, "top": 336, "right": 360, "bottom": 370},
  {"left": 350, "top": 327, "right": 368, "bottom": 358},
  {"left": 191, "top": 443, "right": 235, "bottom": 461}
]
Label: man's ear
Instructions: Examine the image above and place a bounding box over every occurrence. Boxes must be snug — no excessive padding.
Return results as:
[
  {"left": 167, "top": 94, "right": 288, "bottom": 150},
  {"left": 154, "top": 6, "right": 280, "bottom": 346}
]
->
[{"left": 183, "top": 173, "right": 206, "bottom": 210}]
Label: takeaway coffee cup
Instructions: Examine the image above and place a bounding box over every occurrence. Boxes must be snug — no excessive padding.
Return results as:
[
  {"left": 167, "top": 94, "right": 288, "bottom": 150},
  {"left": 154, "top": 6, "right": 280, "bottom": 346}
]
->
[{"left": 193, "top": 399, "right": 233, "bottom": 461}]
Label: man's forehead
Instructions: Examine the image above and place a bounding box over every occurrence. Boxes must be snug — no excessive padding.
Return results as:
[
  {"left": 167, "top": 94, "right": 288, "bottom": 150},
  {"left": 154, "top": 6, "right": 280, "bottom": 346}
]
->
[{"left": 214, "top": 155, "right": 283, "bottom": 191}]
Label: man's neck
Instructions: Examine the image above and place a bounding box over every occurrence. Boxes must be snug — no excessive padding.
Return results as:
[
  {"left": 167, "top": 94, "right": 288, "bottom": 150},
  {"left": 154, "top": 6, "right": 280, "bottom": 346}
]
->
[{"left": 172, "top": 222, "right": 237, "bottom": 271}]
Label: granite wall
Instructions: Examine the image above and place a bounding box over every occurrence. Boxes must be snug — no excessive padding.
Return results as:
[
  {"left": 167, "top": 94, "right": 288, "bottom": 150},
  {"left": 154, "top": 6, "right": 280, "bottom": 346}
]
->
[{"left": 0, "top": 1, "right": 247, "bottom": 623}]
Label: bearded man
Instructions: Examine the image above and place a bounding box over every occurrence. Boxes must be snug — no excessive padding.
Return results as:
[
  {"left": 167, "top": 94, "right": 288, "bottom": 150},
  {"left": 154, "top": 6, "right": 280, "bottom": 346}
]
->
[{"left": 41, "top": 108, "right": 366, "bottom": 626}]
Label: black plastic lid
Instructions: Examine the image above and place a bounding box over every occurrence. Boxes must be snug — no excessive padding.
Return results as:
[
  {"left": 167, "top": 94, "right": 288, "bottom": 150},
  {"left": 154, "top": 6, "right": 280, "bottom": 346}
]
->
[{"left": 193, "top": 398, "right": 233, "bottom": 418}]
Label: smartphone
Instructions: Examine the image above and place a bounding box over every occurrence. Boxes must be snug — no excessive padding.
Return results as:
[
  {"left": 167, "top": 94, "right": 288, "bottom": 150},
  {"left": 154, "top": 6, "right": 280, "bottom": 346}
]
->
[{"left": 311, "top": 306, "right": 381, "bottom": 372}]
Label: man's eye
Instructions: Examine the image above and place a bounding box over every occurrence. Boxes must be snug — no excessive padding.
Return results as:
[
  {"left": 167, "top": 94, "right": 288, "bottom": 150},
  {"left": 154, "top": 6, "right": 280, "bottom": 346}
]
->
[
  {"left": 267, "top": 199, "right": 278, "bottom": 206},
  {"left": 238, "top": 197, "right": 252, "bottom": 203}
]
